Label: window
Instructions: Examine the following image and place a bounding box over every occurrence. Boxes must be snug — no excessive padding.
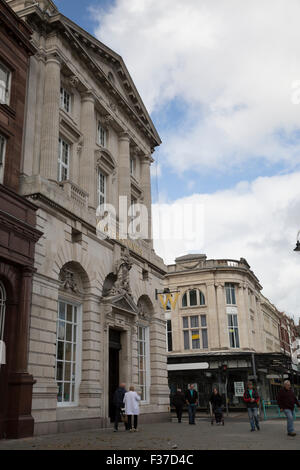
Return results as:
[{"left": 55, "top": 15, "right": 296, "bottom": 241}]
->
[
  {"left": 0, "top": 63, "right": 11, "bottom": 105},
  {"left": 97, "top": 122, "right": 107, "bottom": 147},
  {"left": 56, "top": 301, "right": 81, "bottom": 405},
  {"left": 130, "top": 197, "right": 137, "bottom": 219},
  {"left": 137, "top": 326, "right": 149, "bottom": 401},
  {"left": 58, "top": 138, "right": 70, "bottom": 182},
  {"left": 228, "top": 314, "right": 240, "bottom": 348},
  {"left": 225, "top": 283, "right": 236, "bottom": 305},
  {"left": 97, "top": 170, "right": 106, "bottom": 207},
  {"left": 182, "top": 289, "right": 205, "bottom": 307},
  {"left": 182, "top": 315, "right": 208, "bottom": 350},
  {"left": 0, "top": 281, "right": 6, "bottom": 342},
  {"left": 130, "top": 157, "right": 136, "bottom": 176},
  {"left": 60, "top": 87, "right": 71, "bottom": 113},
  {"left": 0, "top": 134, "right": 6, "bottom": 184},
  {"left": 167, "top": 320, "right": 173, "bottom": 352}
]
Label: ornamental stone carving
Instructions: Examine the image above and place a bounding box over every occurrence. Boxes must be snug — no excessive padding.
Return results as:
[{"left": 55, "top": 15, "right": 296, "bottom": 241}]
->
[{"left": 110, "top": 249, "right": 133, "bottom": 297}]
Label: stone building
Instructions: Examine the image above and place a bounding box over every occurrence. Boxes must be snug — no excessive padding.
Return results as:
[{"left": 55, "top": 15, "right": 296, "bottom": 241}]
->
[
  {"left": 0, "top": 0, "right": 41, "bottom": 439},
  {"left": 6, "top": 0, "right": 169, "bottom": 435},
  {"left": 164, "top": 254, "right": 299, "bottom": 408}
]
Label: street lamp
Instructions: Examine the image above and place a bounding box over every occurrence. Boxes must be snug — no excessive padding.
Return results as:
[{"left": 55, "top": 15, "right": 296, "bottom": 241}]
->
[{"left": 294, "top": 231, "right": 300, "bottom": 251}]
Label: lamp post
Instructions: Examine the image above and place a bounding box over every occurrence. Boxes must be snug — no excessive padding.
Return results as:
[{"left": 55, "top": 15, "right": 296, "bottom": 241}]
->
[{"left": 294, "top": 231, "right": 300, "bottom": 251}]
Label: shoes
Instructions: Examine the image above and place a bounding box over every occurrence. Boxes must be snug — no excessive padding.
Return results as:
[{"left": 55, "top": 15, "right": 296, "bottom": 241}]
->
[
  {"left": 114, "top": 429, "right": 118, "bottom": 432},
  {"left": 288, "top": 432, "right": 296, "bottom": 436},
  {"left": 251, "top": 429, "right": 255, "bottom": 432},
  {"left": 129, "top": 429, "right": 133, "bottom": 432},
  {"left": 256, "top": 426, "right": 260, "bottom": 431},
  {"left": 134, "top": 429, "right": 138, "bottom": 432}
]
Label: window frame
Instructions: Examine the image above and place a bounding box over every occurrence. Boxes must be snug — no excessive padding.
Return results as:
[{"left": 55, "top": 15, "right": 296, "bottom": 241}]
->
[
  {"left": 228, "top": 313, "right": 240, "bottom": 348},
  {"left": 166, "top": 319, "right": 173, "bottom": 352},
  {"left": 56, "top": 299, "right": 82, "bottom": 407},
  {"left": 97, "top": 168, "right": 107, "bottom": 207},
  {"left": 0, "top": 134, "right": 6, "bottom": 184},
  {"left": 181, "top": 289, "right": 206, "bottom": 308},
  {"left": 58, "top": 137, "right": 70, "bottom": 182},
  {"left": 137, "top": 325, "right": 150, "bottom": 403},
  {"left": 182, "top": 314, "right": 208, "bottom": 350},
  {"left": 97, "top": 122, "right": 107, "bottom": 148},
  {"left": 0, "top": 62, "right": 11, "bottom": 105},
  {"left": 225, "top": 283, "right": 237, "bottom": 305},
  {"left": 60, "top": 86, "right": 72, "bottom": 114},
  {"left": 0, "top": 281, "right": 6, "bottom": 342}
]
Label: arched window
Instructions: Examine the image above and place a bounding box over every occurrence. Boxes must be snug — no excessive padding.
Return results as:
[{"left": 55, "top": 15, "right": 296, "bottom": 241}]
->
[
  {"left": 182, "top": 289, "right": 205, "bottom": 307},
  {"left": 0, "top": 281, "right": 6, "bottom": 341}
]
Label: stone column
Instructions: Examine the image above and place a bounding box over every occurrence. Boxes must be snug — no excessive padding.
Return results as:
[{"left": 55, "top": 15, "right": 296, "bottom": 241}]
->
[
  {"left": 206, "top": 282, "right": 220, "bottom": 349},
  {"left": 237, "top": 285, "right": 251, "bottom": 350},
  {"left": 215, "top": 283, "right": 228, "bottom": 348},
  {"left": 40, "top": 54, "right": 61, "bottom": 181},
  {"left": 140, "top": 155, "right": 153, "bottom": 244},
  {"left": 118, "top": 133, "right": 131, "bottom": 238},
  {"left": 80, "top": 92, "right": 96, "bottom": 208}
]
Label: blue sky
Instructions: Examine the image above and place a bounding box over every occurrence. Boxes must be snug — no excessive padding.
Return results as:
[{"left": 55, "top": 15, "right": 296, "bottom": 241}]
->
[{"left": 54, "top": 0, "right": 300, "bottom": 316}]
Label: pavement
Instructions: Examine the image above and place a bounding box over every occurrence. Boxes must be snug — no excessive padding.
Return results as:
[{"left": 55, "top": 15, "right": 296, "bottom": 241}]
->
[{"left": 0, "top": 413, "right": 299, "bottom": 450}]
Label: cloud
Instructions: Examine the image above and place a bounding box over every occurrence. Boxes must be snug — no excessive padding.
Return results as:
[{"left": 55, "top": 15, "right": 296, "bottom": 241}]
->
[
  {"left": 153, "top": 172, "right": 300, "bottom": 318},
  {"left": 92, "top": 0, "right": 300, "bottom": 173}
]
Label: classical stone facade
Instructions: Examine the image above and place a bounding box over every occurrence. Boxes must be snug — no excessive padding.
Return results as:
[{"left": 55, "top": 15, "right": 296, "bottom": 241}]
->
[
  {"left": 6, "top": 0, "right": 169, "bottom": 435},
  {"left": 0, "top": 0, "right": 41, "bottom": 439},
  {"left": 164, "top": 254, "right": 299, "bottom": 407}
]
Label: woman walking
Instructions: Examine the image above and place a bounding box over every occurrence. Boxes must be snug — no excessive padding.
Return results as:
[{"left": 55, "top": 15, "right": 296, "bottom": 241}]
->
[
  {"left": 124, "top": 385, "right": 141, "bottom": 432},
  {"left": 209, "top": 387, "right": 224, "bottom": 425},
  {"left": 172, "top": 388, "right": 186, "bottom": 423}
]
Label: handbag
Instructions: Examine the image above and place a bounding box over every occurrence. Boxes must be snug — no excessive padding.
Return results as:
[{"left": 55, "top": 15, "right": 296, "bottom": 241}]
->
[{"left": 120, "top": 408, "right": 128, "bottom": 423}]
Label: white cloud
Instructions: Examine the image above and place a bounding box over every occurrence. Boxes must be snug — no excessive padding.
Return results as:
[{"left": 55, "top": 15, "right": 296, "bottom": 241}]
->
[
  {"left": 92, "top": 0, "right": 300, "bottom": 173},
  {"left": 153, "top": 172, "right": 300, "bottom": 319}
]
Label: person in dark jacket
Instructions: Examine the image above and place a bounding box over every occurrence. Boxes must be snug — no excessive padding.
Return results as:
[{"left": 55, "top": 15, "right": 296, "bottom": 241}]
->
[
  {"left": 209, "top": 387, "right": 223, "bottom": 424},
  {"left": 113, "top": 383, "right": 128, "bottom": 432},
  {"left": 277, "top": 380, "right": 300, "bottom": 436},
  {"left": 243, "top": 382, "right": 260, "bottom": 431},
  {"left": 185, "top": 384, "right": 198, "bottom": 425},
  {"left": 172, "top": 388, "right": 186, "bottom": 423}
]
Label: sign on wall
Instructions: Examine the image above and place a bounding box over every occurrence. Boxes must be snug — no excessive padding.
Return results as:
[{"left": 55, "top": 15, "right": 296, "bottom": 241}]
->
[{"left": 234, "top": 381, "right": 244, "bottom": 397}]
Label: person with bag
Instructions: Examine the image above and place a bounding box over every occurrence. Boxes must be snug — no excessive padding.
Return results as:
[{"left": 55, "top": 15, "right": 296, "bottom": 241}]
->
[
  {"left": 243, "top": 381, "right": 260, "bottom": 432},
  {"left": 113, "top": 382, "right": 128, "bottom": 432},
  {"left": 172, "top": 388, "right": 186, "bottom": 423},
  {"left": 124, "top": 385, "right": 141, "bottom": 432},
  {"left": 209, "top": 387, "right": 223, "bottom": 425}
]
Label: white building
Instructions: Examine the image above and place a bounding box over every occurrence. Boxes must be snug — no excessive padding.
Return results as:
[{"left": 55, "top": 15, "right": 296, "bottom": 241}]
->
[{"left": 6, "top": 0, "right": 170, "bottom": 434}]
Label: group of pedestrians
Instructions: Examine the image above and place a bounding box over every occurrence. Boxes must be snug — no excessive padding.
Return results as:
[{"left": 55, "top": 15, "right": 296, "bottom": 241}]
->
[
  {"left": 171, "top": 380, "right": 300, "bottom": 436},
  {"left": 113, "top": 383, "right": 141, "bottom": 432}
]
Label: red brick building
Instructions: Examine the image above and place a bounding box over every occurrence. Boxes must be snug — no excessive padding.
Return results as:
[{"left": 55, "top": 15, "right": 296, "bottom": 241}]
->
[{"left": 0, "top": 0, "right": 41, "bottom": 439}]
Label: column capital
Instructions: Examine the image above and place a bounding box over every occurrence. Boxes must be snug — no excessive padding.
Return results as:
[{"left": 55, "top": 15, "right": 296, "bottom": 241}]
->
[
  {"left": 118, "top": 131, "right": 130, "bottom": 142},
  {"left": 45, "top": 52, "right": 63, "bottom": 67},
  {"left": 80, "top": 90, "right": 95, "bottom": 103}
]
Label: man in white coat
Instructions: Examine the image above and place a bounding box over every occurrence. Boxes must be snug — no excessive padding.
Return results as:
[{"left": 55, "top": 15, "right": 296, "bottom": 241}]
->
[{"left": 124, "top": 385, "right": 141, "bottom": 432}]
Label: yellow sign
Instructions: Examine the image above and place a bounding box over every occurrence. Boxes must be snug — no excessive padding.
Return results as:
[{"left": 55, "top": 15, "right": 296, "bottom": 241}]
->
[{"left": 158, "top": 293, "right": 180, "bottom": 311}]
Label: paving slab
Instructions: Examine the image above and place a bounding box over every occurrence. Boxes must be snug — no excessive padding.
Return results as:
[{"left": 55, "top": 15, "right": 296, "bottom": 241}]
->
[{"left": 0, "top": 416, "right": 299, "bottom": 450}]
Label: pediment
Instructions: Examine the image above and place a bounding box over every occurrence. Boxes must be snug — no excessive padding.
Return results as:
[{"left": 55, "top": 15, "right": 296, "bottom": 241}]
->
[
  {"left": 59, "top": 18, "right": 161, "bottom": 146},
  {"left": 105, "top": 293, "right": 139, "bottom": 315}
]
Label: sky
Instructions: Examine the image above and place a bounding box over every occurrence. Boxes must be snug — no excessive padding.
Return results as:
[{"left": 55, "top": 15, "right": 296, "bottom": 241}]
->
[{"left": 54, "top": 0, "right": 300, "bottom": 319}]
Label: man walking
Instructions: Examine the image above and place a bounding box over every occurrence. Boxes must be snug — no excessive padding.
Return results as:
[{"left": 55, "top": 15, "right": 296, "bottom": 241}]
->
[
  {"left": 113, "top": 382, "right": 128, "bottom": 432},
  {"left": 172, "top": 388, "right": 186, "bottom": 423},
  {"left": 277, "top": 380, "right": 300, "bottom": 437},
  {"left": 185, "top": 384, "right": 198, "bottom": 425},
  {"left": 243, "top": 382, "right": 260, "bottom": 432}
]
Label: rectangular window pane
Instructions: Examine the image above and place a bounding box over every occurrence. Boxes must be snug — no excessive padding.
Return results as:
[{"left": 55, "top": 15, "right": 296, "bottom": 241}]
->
[
  {"left": 191, "top": 330, "right": 200, "bottom": 349},
  {"left": 60, "top": 87, "right": 71, "bottom": 113},
  {"left": 202, "top": 329, "right": 208, "bottom": 349},
  {"left": 190, "top": 316, "right": 199, "bottom": 328},
  {"left": 137, "top": 326, "right": 148, "bottom": 401},
  {"left": 189, "top": 290, "right": 197, "bottom": 306},
  {"left": 0, "top": 64, "right": 10, "bottom": 104},
  {"left": 183, "top": 330, "right": 190, "bottom": 350},
  {"left": 167, "top": 320, "right": 173, "bottom": 352},
  {"left": 200, "top": 315, "right": 207, "bottom": 327},
  {"left": 58, "top": 138, "right": 70, "bottom": 182},
  {"left": 182, "top": 317, "right": 189, "bottom": 329},
  {"left": 98, "top": 123, "right": 106, "bottom": 147},
  {"left": 0, "top": 134, "right": 6, "bottom": 184}
]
